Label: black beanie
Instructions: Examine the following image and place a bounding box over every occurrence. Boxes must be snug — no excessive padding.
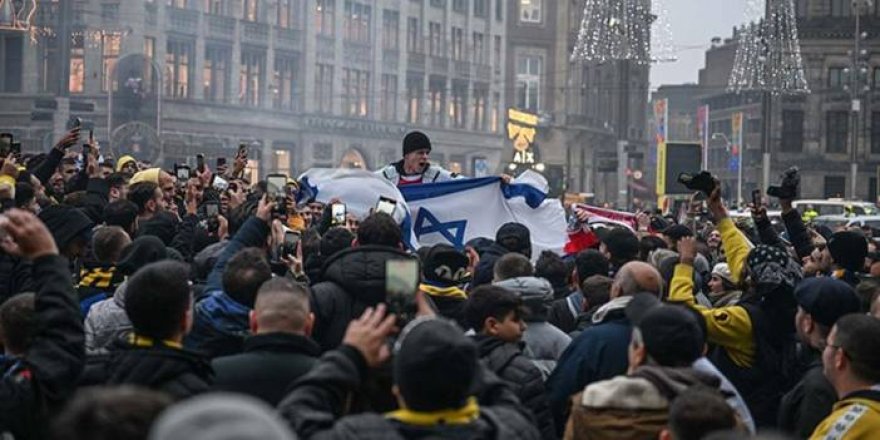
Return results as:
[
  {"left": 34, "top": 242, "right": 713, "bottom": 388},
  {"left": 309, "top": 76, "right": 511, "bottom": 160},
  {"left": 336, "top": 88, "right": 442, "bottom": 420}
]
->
[
  {"left": 402, "top": 131, "right": 431, "bottom": 156},
  {"left": 828, "top": 231, "right": 867, "bottom": 272},
  {"left": 393, "top": 318, "right": 477, "bottom": 411},
  {"left": 38, "top": 204, "right": 94, "bottom": 252}
]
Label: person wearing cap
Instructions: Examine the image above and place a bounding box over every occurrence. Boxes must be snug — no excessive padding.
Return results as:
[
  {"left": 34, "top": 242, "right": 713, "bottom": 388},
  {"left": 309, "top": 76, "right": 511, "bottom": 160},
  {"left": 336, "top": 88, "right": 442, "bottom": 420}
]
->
[
  {"left": 278, "top": 304, "right": 542, "bottom": 440},
  {"left": 596, "top": 227, "right": 640, "bottom": 278},
  {"left": 472, "top": 222, "right": 533, "bottom": 287},
  {"left": 809, "top": 314, "right": 880, "bottom": 439},
  {"left": 778, "top": 278, "right": 862, "bottom": 438},
  {"left": 564, "top": 305, "right": 726, "bottom": 440},
  {"left": 37, "top": 204, "right": 95, "bottom": 261},
  {"left": 813, "top": 230, "right": 868, "bottom": 287},
  {"left": 376, "top": 131, "right": 461, "bottom": 187},
  {"left": 707, "top": 262, "right": 743, "bottom": 307},
  {"left": 419, "top": 244, "right": 471, "bottom": 326}
]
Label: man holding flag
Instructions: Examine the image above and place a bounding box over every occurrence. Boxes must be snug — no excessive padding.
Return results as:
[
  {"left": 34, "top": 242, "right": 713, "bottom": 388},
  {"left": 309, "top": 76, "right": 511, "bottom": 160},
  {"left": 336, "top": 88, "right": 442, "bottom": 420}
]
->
[{"left": 376, "top": 131, "right": 461, "bottom": 187}]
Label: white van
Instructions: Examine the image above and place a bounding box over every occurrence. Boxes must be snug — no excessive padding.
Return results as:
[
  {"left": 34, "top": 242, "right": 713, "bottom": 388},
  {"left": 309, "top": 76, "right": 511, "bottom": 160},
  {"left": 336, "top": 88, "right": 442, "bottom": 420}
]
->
[{"left": 792, "top": 199, "right": 877, "bottom": 217}]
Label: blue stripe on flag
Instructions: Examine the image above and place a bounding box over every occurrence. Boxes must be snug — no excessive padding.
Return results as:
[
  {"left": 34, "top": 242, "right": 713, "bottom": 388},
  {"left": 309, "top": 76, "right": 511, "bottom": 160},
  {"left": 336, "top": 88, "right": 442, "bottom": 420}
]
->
[{"left": 399, "top": 177, "right": 546, "bottom": 208}]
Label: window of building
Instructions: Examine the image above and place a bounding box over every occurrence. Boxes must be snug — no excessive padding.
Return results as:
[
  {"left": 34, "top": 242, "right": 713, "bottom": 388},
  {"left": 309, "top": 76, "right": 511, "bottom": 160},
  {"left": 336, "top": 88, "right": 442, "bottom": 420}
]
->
[
  {"left": 342, "top": 68, "right": 369, "bottom": 117},
  {"left": 204, "top": 45, "right": 230, "bottom": 102},
  {"left": 204, "top": 0, "right": 224, "bottom": 14},
  {"left": 495, "top": 0, "right": 502, "bottom": 21},
  {"left": 491, "top": 91, "right": 499, "bottom": 132},
  {"left": 493, "top": 35, "right": 501, "bottom": 73},
  {"left": 165, "top": 39, "right": 193, "bottom": 98},
  {"left": 872, "top": 112, "right": 880, "bottom": 154},
  {"left": 474, "top": 0, "right": 487, "bottom": 17},
  {"left": 516, "top": 54, "right": 541, "bottom": 111},
  {"left": 380, "top": 74, "right": 398, "bottom": 121},
  {"left": 101, "top": 3, "right": 119, "bottom": 20},
  {"left": 344, "top": 1, "right": 371, "bottom": 42},
  {"left": 472, "top": 32, "right": 485, "bottom": 63},
  {"left": 407, "top": 17, "right": 420, "bottom": 52},
  {"left": 830, "top": 0, "right": 851, "bottom": 16},
  {"left": 795, "top": 0, "right": 808, "bottom": 16},
  {"left": 451, "top": 27, "right": 464, "bottom": 60},
  {"left": 407, "top": 76, "right": 423, "bottom": 123},
  {"left": 824, "top": 176, "right": 846, "bottom": 198},
  {"left": 429, "top": 78, "right": 446, "bottom": 126},
  {"left": 828, "top": 66, "right": 846, "bottom": 89},
  {"left": 314, "top": 143, "right": 333, "bottom": 160},
  {"left": 38, "top": 35, "right": 58, "bottom": 93},
  {"left": 315, "top": 63, "right": 334, "bottom": 113},
  {"left": 429, "top": 22, "right": 443, "bottom": 56},
  {"left": 101, "top": 34, "right": 121, "bottom": 92},
  {"left": 873, "top": 67, "right": 880, "bottom": 89},
  {"left": 430, "top": 0, "right": 444, "bottom": 7},
  {"left": 826, "top": 111, "right": 849, "bottom": 153},
  {"left": 473, "top": 86, "right": 487, "bottom": 131},
  {"left": 316, "top": 0, "right": 335, "bottom": 36},
  {"left": 781, "top": 110, "right": 804, "bottom": 152},
  {"left": 277, "top": 0, "right": 295, "bottom": 27},
  {"left": 274, "top": 149, "right": 291, "bottom": 175},
  {"left": 167, "top": 0, "right": 187, "bottom": 8},
  {"left": 383, "top": 10, "right": 399, "bottom": 50},
  {"left": 519, "top": 0, "right": 541, "bottom": 23},
  {"left": 243, "top": 0, "right": 259, "bottom": 21},
  {"left": 449, "top": 81, "right": 467, "bottom": 128},
  {"left": 0, "top": 35, "right": 22, "bottom": 93},
  {"left": 70, "top": 34, "right": 85, "bottom": 93},
  {"left": 274, "top": 55, "right": 298, "bottom": 110},
  {"left": 239, "top": 49, "right": 265, "bottom": 106},
  {"left": 452, "top": 0, "right": 466, "bottom": 13}
]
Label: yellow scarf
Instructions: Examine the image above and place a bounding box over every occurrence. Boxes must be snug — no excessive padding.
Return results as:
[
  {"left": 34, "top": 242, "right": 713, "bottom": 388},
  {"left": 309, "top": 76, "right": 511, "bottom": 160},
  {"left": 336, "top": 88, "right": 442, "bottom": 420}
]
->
[
  {"left": 386, "top": 397, "right": 480, "bottom": 426},
  {"left": 128, "top": 333, "right": 183, "bottom": 350},
  {"left": 420, "top": 283, "right": 467, "bottom": 300}
]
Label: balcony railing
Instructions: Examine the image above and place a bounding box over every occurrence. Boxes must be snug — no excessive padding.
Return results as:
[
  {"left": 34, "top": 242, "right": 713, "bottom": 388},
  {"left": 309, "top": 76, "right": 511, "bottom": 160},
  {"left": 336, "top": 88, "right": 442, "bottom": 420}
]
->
[
  {"left": 167, "top": 7, "right": 199, "bottom": 35},
  {"left": 407, "top": 52, "right": 426, "bottom": 71},
  {"left": 241, "top": 21, "right": 269, "bottom": 45},
  {"left": 206, "top": 14, "right": 236, "bottom": 40}
]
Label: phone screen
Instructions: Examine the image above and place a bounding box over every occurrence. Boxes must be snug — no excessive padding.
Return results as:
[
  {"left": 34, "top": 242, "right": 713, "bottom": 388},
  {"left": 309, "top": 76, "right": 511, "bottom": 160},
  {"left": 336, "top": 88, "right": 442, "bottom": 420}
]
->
[
  {"left": 205, "top": 203, "right": 219, "bottom": 217},
  {"left": 331, "top": 203, "right": 346, "bottom": 225},
  {"left": 386, "top": 259, "right": 419, "bottom": 296},
  {"left": 284, "top": 231, "right": 300, "bottom": 246},
  {"left": 176, "top": 166, "right": 191, "bottom": 181},
  {"left": 376, "top": 196, "right": 397, "bottom": 215},
  {"left": 212, "top": 175, "right": 229, "bottom": 192},
  {"left": 196, "top": 154, "right": 205, "bottom": 172},
  {"left": 267, "top": 175, "right": 287, "bottom": 199}
]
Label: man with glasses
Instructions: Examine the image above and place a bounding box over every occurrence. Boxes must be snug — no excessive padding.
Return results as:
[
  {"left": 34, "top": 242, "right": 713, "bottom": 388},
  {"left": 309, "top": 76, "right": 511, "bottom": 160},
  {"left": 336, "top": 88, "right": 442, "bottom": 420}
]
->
[{"left": 810, "top": 314, "right": 880, "bottom": 439}]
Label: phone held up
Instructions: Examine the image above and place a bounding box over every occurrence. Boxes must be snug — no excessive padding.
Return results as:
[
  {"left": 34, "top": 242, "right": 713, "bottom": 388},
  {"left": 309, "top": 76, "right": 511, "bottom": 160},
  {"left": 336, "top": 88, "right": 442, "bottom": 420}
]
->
[
  {"left": 385, "top": 259, "right": 420, "bottom": 329},
  {"left": 331, "top": 203, "right": 346, "bottom": 226}
]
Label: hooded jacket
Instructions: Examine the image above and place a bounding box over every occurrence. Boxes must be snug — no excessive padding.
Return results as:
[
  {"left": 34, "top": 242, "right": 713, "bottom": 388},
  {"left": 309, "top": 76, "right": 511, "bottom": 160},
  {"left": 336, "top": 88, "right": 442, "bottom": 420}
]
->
[
  {"left": 564, "top": 365, "right": 723, "bottom": 440},
  {"left": 809, "top": 388, "right": 880, "bottom": 440},
  {"left": 0, "top": 255, "right": 85, "bottom": 440},
  {"left": 376, "top": 160, "right": 458, "bottom": 187},
  {"left": 778, "top": 350, "right": 837, "bottom": 438},
  {"left": 472, "top": 242, "right": 512, "bottom": 287},
  {"left": 310, "top": 245, "right": 415, "bottom": 352},
  {"left": 474, "top": 335, "right": 555, "bottom": 440},
  {"left": 83, "top": 280, "right": 131, "bottom": 355}
]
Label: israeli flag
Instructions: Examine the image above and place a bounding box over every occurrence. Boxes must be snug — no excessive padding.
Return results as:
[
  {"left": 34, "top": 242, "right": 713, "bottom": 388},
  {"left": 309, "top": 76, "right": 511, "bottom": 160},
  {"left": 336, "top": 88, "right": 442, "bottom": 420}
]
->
[{"left": 297, "top": 168, "right": 410, "bottom": 224}]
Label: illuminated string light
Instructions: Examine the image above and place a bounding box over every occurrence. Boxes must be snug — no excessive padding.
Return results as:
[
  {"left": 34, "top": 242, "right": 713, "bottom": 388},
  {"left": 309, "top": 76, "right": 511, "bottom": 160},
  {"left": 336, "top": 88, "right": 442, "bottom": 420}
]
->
[
  {"left": 571, "top": 0, "right": 654, "bottom": 64},
  {"left": 650, "top": 0, "right": 677, "bottom": 63}
]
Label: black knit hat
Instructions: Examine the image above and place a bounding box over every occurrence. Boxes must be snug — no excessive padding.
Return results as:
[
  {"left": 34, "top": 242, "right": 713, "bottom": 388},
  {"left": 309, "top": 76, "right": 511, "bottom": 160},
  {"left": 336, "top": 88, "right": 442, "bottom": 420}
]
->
[
  {"left": 637, "top": 304, "right": 704, "bottom": 367},
  {"left": 402, "top": 131, "right": 431, "bottom": 156},
  {"left": 37, "top": 204, "right": 94, "bottom": 252},
  {"left": 393, "top": 318, "right": 477, "bottom": 411},
  {"left": 827, "top": 231, "right": 868, "bottom": 272},
  {"left": 422, "top": 244, "right": 470, "bottom": 286},
  {"left": 496, "top": 222, "right": 531, "bottom": 257},
  {"left": 794, "top": 277, "right": 861, "bottom": 327}
]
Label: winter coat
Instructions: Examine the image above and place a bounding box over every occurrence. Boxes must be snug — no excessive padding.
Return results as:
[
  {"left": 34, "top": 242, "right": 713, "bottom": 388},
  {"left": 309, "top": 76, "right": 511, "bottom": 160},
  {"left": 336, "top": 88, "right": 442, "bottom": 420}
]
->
[
  {"left": 212, "top": 332, "right": 320, "bottom": 406},
  {"left": 83, "top": 280, "right": 132, "bottom": 355},
  {"left": 77, "top": 263, "right": 125, "bottom": 317},
  {"left": 81, "top": 336, "right": 213, "bottom": 400},
  {"left": 809, "top": 388, "right": 880, "bottom": 440},
  {"left": 564, "top": 365, "right": 723, "bottom": 440},
  {"left": 0, "top": 251, "right": 34, "bottom": 304},
  {"left": 778, "top": 352, "right": 838, "bottom": 438},
  {"left": 548, "top": 292, "right": 581, "bottom": 334},
  {"left": 310, "top": 245, "right": 415, "bottom": 352},
  {"left": 277, "top": 345, "right": 541, "bottom": 440},
  {"left": 0, "top": 255, "right": 85, "bottom": 440},
  {"left": 474, "top": 335, "right": 555, "bottom": 440},
  {"left": 376, "top": 160, "right": 459, "bottom": 187},
  {"left": 472, "top": 243, "right": 510, "bottom": 287},
  {"left": 546, "top": 296, "right": 633, "bottom": 432}
]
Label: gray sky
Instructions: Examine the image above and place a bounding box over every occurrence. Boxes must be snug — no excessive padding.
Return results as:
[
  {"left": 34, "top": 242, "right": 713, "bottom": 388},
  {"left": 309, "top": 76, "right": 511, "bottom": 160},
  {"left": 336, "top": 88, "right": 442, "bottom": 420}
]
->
[{"left": 649, "top": 0, "right": 751, "bottom": 89}]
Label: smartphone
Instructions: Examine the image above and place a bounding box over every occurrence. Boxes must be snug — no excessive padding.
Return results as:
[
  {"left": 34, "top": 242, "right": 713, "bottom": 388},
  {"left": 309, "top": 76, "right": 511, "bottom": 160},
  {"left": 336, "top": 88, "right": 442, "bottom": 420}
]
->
[
  {"left": 752, "top": 189, "right": 762, "bottom": 207},
  {"left": 81, "top": 144, "right": 91, "bottom": 166},
  {"left": 205, "top": 202, "right": 219, "bottom": 217},
  {"left": 0, "top": 133, "right": 12, "bottom": 154},
  {"left": 385, "top": 259, "right": 421, "bottom": 328},
  {"left": 195, "top": 154, "right": 205, "bottom": 173},
  {"left": 376, "top": 196, "right": 397, "bottom": 215},
  {"left": 216, "top": 157, "right": 227, "bottom": 168},
  {"left": 212, "top": 175, "right": 229, "bottom": 192},
  {"left": 331, "top": 203, "right": 346, "bottom": 226},
  {"left": 89, "top": 129, "right": 94, "bottom": 144},
  {"left": 284, "top": 230, "right": 300, "bottom": 247},
  {"left": 175, "top": 164, "right": 191, "bottom": 181},
  {"left": 266, "top": 174, "right": 288, "bottom": 199}
]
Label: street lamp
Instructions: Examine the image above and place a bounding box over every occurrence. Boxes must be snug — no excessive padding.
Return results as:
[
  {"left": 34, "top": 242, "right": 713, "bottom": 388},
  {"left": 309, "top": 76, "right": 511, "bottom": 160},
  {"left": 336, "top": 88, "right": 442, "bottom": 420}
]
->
[
  {"left": 847, "top": 0, "right": 872, "bottom": 200},
  {"left": 712, "top": 132, "right": 743, "bottom": 205}
]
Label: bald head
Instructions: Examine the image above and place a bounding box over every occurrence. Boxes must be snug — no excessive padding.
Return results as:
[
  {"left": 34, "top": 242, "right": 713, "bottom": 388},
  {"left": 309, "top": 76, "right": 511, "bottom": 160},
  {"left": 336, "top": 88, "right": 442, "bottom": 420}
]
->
[
  {"left": 251, "top": 278, "right": 313, "bottom": 335},
  {"left": 612, "top": 261, "right": 663, "bottom": 298}
]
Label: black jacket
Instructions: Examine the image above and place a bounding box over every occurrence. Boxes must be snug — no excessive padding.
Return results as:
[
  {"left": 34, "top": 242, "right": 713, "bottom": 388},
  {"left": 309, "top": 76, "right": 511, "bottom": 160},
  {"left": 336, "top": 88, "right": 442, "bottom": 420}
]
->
[
  {"left": 474, "top": 335, "right": 555, "bottom": 440},
  {"left": 472, "top": 243, "right": 509, "bottom": 287},
  {"left": 778, "top": 352, "right": 838, "bottom": 438},
  {"left": 81, "top": 338, "right": 213, "bottom": 400},
  {"left": 310, "top": 245, "right": 415, "bottom": 352},
  {"left": 0, "top": 255, "right": 85, "bottom": 440},
  {"left": 278, "top": 345, "right": 541, "bottom": 440},
  {"left": 0, "top": 252, "right": 34, "bottom": 304},
  {"left": 211, "top": 332, "right": 320, "bottom": 406}
]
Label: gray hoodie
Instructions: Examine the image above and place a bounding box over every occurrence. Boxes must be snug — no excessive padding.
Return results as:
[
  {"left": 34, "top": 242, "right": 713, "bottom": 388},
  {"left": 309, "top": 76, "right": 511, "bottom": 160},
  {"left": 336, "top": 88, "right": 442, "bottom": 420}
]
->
[{"left": 84, "top": 280, "right": 132, "bottom": 355}]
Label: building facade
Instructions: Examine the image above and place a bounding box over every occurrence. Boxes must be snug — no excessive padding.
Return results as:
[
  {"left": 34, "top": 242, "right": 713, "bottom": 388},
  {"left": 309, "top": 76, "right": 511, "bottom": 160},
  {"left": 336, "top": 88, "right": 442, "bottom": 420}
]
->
[{"left": 0, "top": 0, "right": 509, "bottom": 178}]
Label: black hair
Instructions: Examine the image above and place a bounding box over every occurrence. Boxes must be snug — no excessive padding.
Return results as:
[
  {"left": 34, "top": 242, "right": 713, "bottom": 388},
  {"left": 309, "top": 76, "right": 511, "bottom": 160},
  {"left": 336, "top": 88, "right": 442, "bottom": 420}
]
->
[
  {"left": 574, "top": 249, "right": 610, "bottom": 281},
  {"left": 51, "top": 386, "right": 173, "bottom": 440},
  {"left": 103, "top": 200, "right": 138, "bottom": 234},
  {"left": 463, "top": 285, "right": 523, "bottom": 332},
  {"left": 0, "top": 293, "right": 35, "bottom": 355},
  {"left": 60, "top": 157, "right": 77, "bottom": 168},
  {"left": 854, "top": 279, "right": 880, "bottom": 314},
  {"left": 580, "top": 275, "right": 612, "bottom": 312},
  {"left": 833, "top": 314, "right": 880, "bottom": 383},
  {"left": 357, "top": 212, "right": 401, "bottom": 247},
  {"left": 106, "top": 173, "right": 127, "bottom": 189},
  {"left": 668, "top": 387, "right": 737, "bottom": 440},
  {"left": 638, "top": 235, "right": 667, "bottom": 262},
  {"left": 124, "top": 261, "right": 191, "bottom": 340},
  {"left": 535, "top": 250, "right": 569, "bottom": 289},
  {"left": 127, "top": 182, "right": 160, "bottom": 215},
  {"left": 92, "top": 226, "right": 130, "bottom": 263},
  {"left": 493, "top": 253, "right": 534, "bottom": 281},
  {"left": 222, "top": 247, "right": 272, "bottom": 308},
  {"left": 320, "top": 227, "right": 354, "bottom": 258},
  {"left": 14, "top": 182, "right": 35, "bottom": 209}
]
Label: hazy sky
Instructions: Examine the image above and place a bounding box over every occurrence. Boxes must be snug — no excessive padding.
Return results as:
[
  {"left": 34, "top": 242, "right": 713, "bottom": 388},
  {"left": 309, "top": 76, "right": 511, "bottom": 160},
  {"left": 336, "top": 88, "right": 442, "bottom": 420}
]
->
[{"left": 649, "top": 0, "right": 752, "bottom": 89}]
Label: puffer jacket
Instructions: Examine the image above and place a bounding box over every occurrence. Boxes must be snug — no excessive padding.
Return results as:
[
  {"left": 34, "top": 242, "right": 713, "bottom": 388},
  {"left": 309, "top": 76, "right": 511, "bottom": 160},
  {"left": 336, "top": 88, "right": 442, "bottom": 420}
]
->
[
  {"left": 564, "top": 365, "right": 723, "bottom": 440},
  {"left": 83, "top": 280, "right": 132, "bottom": 355},
  {"left": 475, "top": 335, "right": 555, "bottom": 440},
  {"left": 310, "top": 245, "right": 415, "bottom": 352}
]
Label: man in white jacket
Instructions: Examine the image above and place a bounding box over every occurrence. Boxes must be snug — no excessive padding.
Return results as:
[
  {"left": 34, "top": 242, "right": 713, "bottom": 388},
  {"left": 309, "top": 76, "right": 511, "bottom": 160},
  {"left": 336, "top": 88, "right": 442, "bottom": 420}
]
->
[{"left": 376, "top": 131, "right": 460, "bottom": 187}]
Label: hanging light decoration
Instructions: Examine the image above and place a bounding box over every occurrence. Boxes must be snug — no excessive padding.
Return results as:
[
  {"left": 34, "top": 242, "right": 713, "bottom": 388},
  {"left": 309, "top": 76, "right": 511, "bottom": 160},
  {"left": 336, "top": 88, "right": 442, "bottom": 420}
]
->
[
  {"left": 0, "top": 0, "right": 36, "bottom": 33},
  {"left": 728, "top": 0, "right": 810, "bottom": 94},
  {"left": 650, "top": 0, "right": 677, "bottom": 63},
  {"left": 570, "top": 0, "right": 654, "bottom": 64}
]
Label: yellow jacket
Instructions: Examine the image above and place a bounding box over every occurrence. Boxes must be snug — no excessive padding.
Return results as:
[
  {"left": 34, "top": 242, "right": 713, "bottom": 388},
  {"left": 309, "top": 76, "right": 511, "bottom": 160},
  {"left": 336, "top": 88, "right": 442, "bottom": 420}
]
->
[
  {"left": 668, "top": 217, "right": 756, "bottom": 368},
  {"left": 810, "top": 391, "right": 880, "bottom": 440}
]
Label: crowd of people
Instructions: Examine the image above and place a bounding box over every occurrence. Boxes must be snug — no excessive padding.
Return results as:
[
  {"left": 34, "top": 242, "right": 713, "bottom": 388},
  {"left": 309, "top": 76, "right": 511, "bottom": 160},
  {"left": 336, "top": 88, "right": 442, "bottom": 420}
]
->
[{"left": 0, "top": 127, "right": 879, "bottom": 440}]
